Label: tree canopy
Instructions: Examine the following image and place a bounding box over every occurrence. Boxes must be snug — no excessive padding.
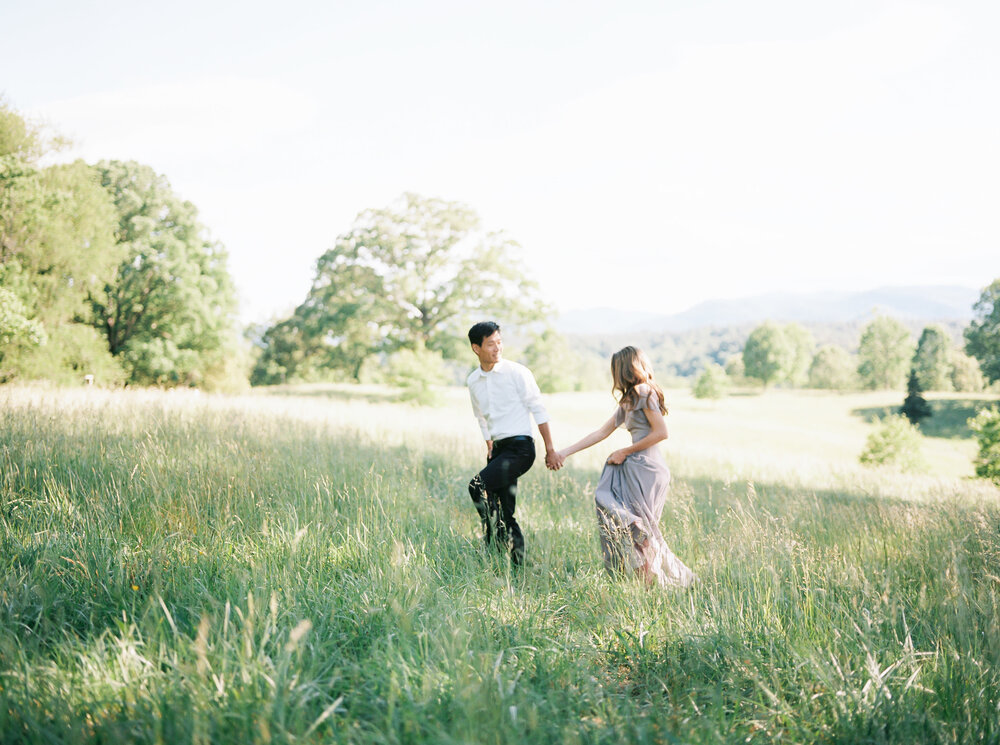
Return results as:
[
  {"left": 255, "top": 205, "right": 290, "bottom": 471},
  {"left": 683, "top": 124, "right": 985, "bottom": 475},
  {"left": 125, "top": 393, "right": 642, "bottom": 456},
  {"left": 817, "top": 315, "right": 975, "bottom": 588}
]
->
[
  {"left": 1, "top": 101, "right": 124, "bottom": 382},
  {"left": 252, "top": 193, "right": 547, "bottom": 384},
  {"left": 742, "top": 322, "right": 795, "bottom": 386},
  {"left": 90, "top": 160, "right": 242, "bottom": 388},
  {"left": 1, "top": 100, "right": 244, "bottom": 388},
  {"left": 808, "top": 345, "right": 856, "bottom": 390},
  {"left": 911, "top": 324, "right": 952, "bottom": 392},
  {"left": 965, "top": 279, "right": 1000, "bottom": 384},
  {"left": 857, "top": 316, "right": 913, "bottom": 390}
]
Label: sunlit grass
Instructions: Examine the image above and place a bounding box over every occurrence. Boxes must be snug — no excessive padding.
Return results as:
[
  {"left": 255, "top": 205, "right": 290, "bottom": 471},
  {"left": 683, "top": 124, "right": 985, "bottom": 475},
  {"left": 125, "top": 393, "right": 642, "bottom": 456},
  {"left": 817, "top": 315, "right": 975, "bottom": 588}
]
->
[{"left": 2, "top": 383, "right": 999, "bottom": 743}]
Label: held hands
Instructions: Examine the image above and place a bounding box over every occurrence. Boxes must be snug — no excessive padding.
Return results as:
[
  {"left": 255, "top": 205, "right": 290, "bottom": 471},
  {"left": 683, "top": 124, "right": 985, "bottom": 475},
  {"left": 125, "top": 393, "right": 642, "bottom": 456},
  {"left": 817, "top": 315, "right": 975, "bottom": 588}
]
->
[{"left": 545, "top": 450, "right": 565, "bottom": 471}]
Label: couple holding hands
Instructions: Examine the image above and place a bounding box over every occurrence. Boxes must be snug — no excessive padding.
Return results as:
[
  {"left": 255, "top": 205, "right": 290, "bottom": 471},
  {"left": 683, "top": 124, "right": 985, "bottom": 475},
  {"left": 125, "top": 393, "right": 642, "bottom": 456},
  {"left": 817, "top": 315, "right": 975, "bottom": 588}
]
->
[{"left": 465, "top": 321, "right": 696, "bottom": 589}]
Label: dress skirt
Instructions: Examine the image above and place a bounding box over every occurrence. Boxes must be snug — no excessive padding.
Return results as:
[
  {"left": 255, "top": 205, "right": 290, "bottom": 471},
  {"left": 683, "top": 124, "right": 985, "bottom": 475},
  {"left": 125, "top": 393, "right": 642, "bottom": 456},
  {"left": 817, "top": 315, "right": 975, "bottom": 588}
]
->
[{"left": 594, "top": 449, "right": 696, "bottom": 588}]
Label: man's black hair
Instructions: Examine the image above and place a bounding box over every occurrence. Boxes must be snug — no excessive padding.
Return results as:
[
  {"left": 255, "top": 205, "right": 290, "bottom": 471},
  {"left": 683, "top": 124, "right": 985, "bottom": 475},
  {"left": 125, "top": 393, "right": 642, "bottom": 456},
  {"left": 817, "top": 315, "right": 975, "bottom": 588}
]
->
[{"left": 468, "top": 321, "right": 500, "bottom": 347}]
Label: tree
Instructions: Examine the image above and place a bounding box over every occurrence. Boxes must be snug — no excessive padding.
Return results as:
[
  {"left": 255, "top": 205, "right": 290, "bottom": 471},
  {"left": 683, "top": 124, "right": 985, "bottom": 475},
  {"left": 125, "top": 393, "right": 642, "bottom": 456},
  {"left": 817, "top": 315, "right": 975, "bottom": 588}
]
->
[
  {"left": 900, "top": 370, "right": 933, "bottom": 425},
  {"left": 0, "top": 286, "right": 45, "bottom": 377},
  {"left": 948, "top": 349, "right": 984, "bottom": 392},
  {"left": 784, "top": 323, "right": 815, "bottom": 387},
  {"left": 968, "top": 406, "right": 1000, "bottom": 484},
  {"left": 857, "top": 316, "right": 913, "bottom": 390},
  {"left": 1, "top": 100, "right": 124, "bottom": 383},
  {"left": 90, "top": 160, "right": 241, "bottom": 388},
  {"left": 808, "top": 345, "right": 856, "bottom": 389},
  {"left": 252, "top": 194, "right": 547, "bottom": 383},
  {"left": 248, "top": 316, "right": 326, "bottom": 386},
  {"left": 742, "top": 322, "right": 794, "bottom": 386},
  {"left": 912, "top": 324, "right": 952, "bottom": 391},
  {"left": 964, "top": 279, "right": 1000, "bottom": 384},
  {"left": 693, "top": 363, "right": 729, "bottom": 400},
  {"left": 521, "top": 327, "right": 581, "bottom": 393},
  {"left": 724, "top": 355, "right": 745, "bottom": 381}
]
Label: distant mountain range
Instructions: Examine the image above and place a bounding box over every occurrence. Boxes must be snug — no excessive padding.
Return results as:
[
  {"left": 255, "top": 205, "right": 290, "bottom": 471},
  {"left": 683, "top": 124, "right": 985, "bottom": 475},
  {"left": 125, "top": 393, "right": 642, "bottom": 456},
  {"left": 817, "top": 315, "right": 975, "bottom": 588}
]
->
[{"left": 555, "top": 285, "right": 981, "bottom": 336}]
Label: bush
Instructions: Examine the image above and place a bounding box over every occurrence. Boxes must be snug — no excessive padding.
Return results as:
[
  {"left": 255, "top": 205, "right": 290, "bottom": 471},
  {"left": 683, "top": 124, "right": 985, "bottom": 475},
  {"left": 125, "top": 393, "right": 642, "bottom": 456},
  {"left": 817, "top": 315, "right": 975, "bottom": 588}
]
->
[
  {"left": 968, "top": 406, "right": 1000, "bottom": 484},
  {"left": 4, "top": 323, "right": 125, "bottom": 387},
  {"left": 859, "top": 415, "right": 927, "bottom": 473},
  {"left": 386, "top": 343, "right": 448, "bottom": 406},
  {"left": 693, "top": 363, "right": 729, "bottom": 400}
]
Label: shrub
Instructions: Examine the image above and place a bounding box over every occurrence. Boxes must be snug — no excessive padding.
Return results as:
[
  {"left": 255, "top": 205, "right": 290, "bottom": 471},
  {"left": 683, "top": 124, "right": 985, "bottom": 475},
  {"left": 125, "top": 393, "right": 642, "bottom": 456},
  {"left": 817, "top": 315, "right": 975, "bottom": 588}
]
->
[
  {"left": 859, "top": 415, "right": 927, "bottom": 473},
  {"left": 386, "top": 343, "right": 448, "bottom": 406},
  {"left": 693, "top": 363, "right": 729, "bottom": 400},
  {"left": 968, "top": 406, "right": 1000, "bottom": 484},
  {"left": 5, "top": 324, "right": 125, "bottom": 387}
]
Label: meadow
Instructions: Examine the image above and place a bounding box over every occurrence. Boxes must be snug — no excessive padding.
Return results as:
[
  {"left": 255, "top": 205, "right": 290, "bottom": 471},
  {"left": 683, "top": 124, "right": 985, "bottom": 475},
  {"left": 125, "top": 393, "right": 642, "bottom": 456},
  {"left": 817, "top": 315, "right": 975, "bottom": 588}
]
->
[{"left": 2, "top": 383, "right": 999, "bottom": 744}]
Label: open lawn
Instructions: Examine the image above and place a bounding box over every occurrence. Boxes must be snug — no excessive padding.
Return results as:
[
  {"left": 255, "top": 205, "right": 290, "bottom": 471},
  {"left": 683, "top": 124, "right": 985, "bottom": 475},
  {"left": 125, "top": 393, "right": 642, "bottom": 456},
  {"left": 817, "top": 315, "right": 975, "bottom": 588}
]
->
[{"left": 2, "top": 384, "right": 999, "bottom": 743}]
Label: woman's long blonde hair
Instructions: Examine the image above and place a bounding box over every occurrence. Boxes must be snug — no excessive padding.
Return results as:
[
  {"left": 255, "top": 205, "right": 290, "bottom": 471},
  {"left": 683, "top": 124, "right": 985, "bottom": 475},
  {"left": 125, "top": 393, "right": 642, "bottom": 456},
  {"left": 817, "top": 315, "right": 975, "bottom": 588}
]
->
[{"left": 611, "top": 346, "right": 667, "bottom": 414}]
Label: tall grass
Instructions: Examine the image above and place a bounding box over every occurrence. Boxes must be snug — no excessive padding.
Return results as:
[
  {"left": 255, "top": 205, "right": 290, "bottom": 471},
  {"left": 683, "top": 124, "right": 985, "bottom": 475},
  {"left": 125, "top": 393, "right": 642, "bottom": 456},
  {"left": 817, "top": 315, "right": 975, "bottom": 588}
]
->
[{"left": 2, "top": 385, "right": 999, "bottom": 743}]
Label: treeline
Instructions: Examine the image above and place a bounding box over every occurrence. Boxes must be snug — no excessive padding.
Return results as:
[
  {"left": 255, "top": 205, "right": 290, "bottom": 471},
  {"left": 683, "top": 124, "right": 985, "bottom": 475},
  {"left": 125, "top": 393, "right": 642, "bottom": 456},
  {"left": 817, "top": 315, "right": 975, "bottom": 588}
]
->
[
  {"left": 575, "top": 319, "right": 968, "bottom": 381},
  {"left": 677, "top": 310, "right": 999, "bottom": 399},
  {"left": 5, "top": 96, "right": 1000, "bottom": 399},
  {"left": 0, "top": 100, "right": 245, "bottom": 390}
]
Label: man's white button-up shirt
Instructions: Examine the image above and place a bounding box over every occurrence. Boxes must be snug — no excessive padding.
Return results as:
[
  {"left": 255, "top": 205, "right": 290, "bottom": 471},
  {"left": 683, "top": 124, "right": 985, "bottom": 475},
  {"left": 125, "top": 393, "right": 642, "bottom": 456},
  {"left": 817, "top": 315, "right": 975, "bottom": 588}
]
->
[{"left": 466, "top": 359, "right": 550, "bottom": 441}]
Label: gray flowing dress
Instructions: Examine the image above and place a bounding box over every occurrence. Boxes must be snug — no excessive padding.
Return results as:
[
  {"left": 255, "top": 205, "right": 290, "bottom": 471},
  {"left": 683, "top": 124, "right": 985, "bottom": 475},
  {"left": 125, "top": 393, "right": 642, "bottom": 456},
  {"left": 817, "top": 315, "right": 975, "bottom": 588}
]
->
[{"left": 594, "top": 383, "right": 696, "bottom": 588}]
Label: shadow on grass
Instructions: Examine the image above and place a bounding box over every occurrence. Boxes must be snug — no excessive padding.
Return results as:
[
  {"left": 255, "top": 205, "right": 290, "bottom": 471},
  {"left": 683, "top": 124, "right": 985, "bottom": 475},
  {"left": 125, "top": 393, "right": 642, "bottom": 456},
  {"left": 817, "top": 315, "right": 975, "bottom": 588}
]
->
[{"left": 851, "top": 397, "right": 998, "bottom": 440}]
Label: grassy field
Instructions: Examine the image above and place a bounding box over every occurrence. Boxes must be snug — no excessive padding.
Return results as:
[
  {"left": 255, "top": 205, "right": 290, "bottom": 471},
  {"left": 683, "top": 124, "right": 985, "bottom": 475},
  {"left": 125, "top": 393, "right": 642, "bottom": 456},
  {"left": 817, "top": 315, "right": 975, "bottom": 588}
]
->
[{"left": 2, "top": 383, "right": 1000, "bottom": 744}]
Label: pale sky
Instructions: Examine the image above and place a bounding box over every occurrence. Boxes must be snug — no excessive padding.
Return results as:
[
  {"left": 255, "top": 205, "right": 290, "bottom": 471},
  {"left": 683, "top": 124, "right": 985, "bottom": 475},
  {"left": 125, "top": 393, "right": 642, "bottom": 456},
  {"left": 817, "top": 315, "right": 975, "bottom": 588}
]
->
[{"left": 2, "top": 0, "right": 997, "bottom": 325}]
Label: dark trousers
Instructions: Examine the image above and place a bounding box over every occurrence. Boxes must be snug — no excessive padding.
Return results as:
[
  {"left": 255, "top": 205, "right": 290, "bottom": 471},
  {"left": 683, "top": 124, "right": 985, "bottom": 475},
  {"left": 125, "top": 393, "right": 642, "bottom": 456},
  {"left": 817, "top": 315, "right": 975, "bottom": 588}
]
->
[{"left": 468, "top": 436, "right": 536, "bottom": 564}]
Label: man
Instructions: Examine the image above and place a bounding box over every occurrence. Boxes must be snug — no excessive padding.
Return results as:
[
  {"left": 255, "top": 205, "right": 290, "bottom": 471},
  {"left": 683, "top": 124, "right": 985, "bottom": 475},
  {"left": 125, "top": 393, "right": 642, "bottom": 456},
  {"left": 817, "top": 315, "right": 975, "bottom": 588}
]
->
[{"left": 466, "top": 321, "right": 561, "bottom": 566}]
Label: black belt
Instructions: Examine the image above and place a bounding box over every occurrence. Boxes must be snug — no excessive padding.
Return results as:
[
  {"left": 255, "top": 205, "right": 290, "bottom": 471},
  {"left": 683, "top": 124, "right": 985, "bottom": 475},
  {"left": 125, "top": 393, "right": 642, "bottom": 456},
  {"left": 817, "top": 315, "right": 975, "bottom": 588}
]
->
[{"left": 493, "top": 435, "right": 533, "bottom": 446}]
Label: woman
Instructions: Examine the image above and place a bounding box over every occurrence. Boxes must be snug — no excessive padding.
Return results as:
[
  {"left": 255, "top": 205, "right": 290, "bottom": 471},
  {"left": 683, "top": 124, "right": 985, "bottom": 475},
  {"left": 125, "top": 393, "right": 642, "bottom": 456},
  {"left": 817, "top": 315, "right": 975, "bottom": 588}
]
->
[{"left": 557, "top": 346, "right": 696, "bottom": 588}]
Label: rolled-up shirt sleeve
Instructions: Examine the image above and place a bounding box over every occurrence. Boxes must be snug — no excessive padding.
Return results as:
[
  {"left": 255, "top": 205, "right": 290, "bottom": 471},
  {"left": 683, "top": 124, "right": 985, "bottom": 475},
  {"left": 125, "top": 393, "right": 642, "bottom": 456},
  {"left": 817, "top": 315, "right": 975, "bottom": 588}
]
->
[{"left": 516, "top": 366, "right": 550, "bottom": 426}]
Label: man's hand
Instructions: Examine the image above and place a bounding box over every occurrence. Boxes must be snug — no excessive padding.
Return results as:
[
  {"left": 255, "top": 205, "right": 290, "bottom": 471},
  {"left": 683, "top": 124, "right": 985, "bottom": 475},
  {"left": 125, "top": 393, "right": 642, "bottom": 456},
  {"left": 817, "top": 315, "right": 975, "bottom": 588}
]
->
[
  {"left": 486, "top": 440, "right": 494, "bottom": 461},
  {"left": 545, "top": 450, "right": 564, "bottom": 471}
]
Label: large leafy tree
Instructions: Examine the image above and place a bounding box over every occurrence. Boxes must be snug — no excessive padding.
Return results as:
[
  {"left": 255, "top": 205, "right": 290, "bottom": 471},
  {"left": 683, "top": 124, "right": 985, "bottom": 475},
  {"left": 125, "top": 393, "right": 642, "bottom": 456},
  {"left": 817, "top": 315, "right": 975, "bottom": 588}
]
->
[
  {"left": 253, "top": 193, "right": 547, "bottom": 383},
  {"left": 91, "top": 160, "right": 241, "bottom": 387},
  {"left": 808, "top": 345, "right": 856, "bottom": 390},
  {"left": 911, "top": 324, "right": 952, "bottom": 391},
  {"left": 857, "top": 315, "right": 913, "bottom": 390},
  {"left": 1, "top": 100, "right": 124, "bottom": 382},
  {"left": 742, "top": 321, "right": 794, "bottom": 386},
  {"left": 965, "top": 279, "right": 1000, "bottom": 384},
  {"left": 784, "top": 322, "right": 816, "bottom": 387}
]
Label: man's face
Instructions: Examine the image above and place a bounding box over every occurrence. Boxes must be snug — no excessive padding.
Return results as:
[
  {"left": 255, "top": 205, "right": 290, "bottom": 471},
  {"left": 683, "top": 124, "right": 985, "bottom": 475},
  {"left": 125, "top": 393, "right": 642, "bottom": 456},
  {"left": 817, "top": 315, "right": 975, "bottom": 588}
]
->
[{"left": 472, "top": 330, "right": 502, "bottom": 367}]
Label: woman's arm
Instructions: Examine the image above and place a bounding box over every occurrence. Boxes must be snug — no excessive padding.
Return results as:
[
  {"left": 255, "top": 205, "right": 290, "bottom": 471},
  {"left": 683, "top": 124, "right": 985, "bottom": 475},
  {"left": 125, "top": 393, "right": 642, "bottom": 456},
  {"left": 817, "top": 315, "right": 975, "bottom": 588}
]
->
[
  {"left": 606, "top": 405, "right": 668, "bottom": 464},
  {"left": 557, "top": 415, "right": 618, "bottom": 461}
]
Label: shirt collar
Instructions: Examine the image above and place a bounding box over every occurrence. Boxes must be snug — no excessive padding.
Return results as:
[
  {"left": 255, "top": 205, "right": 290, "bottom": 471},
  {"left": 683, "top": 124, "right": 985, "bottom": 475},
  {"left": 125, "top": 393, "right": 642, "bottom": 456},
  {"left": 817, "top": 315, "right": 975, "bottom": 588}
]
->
[{"left": 471, "top": 359, "right": 506, "bottom": 380}]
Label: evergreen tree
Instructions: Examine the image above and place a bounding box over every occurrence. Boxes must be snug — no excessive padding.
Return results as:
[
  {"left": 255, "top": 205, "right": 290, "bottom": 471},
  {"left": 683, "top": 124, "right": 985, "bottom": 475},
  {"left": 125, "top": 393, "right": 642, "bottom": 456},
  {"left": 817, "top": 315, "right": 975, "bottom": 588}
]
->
[{"left": 900, "top": 369, "right": 933, "bottom": 425}]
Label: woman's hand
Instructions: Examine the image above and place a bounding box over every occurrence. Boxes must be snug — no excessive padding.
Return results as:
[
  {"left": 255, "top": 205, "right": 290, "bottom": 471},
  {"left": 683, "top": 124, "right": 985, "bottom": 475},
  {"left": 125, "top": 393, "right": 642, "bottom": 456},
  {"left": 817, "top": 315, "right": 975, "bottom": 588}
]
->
[{"left": 606, "top": 449, "right": 629, "bottom": 465}]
